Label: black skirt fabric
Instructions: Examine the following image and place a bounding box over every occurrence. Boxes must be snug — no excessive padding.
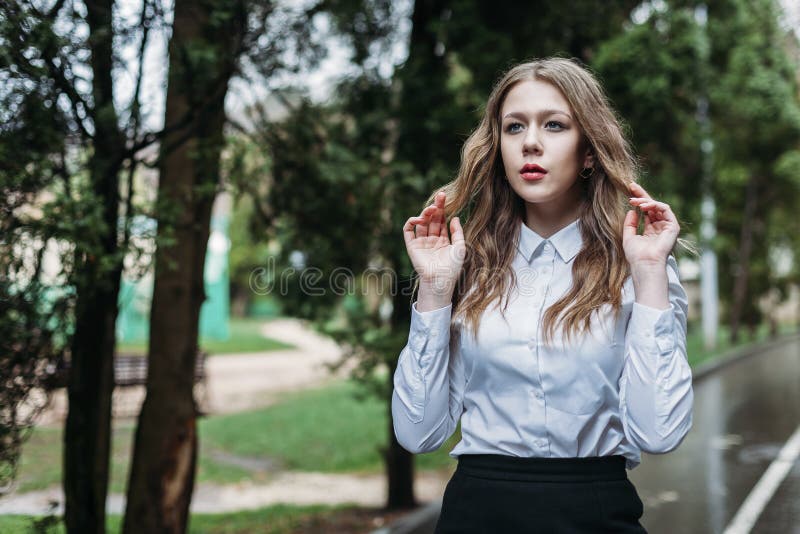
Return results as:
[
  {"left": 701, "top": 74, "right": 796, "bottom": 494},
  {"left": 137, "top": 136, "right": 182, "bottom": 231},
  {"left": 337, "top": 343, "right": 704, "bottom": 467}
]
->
[{"left": 434, "top": 454, "right": 647, "bottom": 534}]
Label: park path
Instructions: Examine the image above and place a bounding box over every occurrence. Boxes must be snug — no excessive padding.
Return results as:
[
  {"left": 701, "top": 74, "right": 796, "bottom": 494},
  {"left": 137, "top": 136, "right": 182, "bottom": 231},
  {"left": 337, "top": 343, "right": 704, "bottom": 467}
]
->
[
  {"left": 204, "top": 317, "right": 358, "bottom": 414},
  {"left": 3, "top": 317, "right": 452, "bottom": 516},
  {"left": 0, "top": 470, "right": 452, "bottom": 515},
  {"left": 36, "top": 317, "right": 357, "bottom": 424}
]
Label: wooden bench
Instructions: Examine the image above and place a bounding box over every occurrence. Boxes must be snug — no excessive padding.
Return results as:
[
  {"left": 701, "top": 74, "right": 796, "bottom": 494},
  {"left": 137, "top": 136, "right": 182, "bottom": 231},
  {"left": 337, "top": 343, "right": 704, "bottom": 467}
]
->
[
  {"left": 113, "top": 353, "right": 207, "bottom": 387},
  {"left": 44, "top": 351, "right": 209, "bottom": 417}
]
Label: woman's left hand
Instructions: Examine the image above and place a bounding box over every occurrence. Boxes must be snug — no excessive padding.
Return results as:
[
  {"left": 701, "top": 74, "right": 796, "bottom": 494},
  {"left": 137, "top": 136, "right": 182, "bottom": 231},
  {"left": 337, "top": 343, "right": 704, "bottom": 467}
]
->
[{"left": 623, "top": 182, "right": 679, "bottom": 266}]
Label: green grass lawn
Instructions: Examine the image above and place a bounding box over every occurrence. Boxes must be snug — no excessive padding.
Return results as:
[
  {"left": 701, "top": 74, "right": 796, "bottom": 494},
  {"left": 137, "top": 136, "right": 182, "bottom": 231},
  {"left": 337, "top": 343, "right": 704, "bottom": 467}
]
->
[
  {"left": 685, "top": 321, "right": 796, "bottom": 368},
  {"left": 198, "top": 378, "right": 460, "bottom": 474},
  {"left": 11, "top": 323, "right": 796, "bottom": 496},
  {"left": 15, "top": 423, "right": 252, "bottom": 494},
  {"left": 14, "top": 378, "right": 456, "bottom": 494},
  {"left": 0, "top": 503, "right": 364, "bottom": 534},
  {"left": 117, "top": 317, "right": 295, "bottom": 356}
]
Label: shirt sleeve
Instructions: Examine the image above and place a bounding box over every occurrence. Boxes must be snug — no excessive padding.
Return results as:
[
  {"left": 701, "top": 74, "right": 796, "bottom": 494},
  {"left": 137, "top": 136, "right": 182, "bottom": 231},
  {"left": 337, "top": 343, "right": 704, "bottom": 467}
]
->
[
  {"left": 391, "top": 301, "right": 465, "bottom": 454},
  {"left": 619, "top": 254, "right": 694, "bottom": 454}
]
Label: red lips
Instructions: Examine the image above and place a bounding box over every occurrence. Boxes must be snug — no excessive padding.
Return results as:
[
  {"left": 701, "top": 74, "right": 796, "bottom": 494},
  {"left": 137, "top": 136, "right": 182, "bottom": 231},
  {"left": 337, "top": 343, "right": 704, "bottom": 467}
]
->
[
  {"left": 520, "top": 163, "right": 548, "bottom": 181},
  {"left": 520, "top": 163, "right": 547, "bottom": 173}
]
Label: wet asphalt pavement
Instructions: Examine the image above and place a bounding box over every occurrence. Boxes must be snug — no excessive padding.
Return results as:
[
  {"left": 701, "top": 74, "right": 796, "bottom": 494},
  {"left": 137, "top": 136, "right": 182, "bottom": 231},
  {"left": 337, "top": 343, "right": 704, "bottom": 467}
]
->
[
  {"left": 629, "top": 334, "right": 800, "bottom": 533},
  {"left": 386, "top": 334, "right": 800, "bottom": 534}
]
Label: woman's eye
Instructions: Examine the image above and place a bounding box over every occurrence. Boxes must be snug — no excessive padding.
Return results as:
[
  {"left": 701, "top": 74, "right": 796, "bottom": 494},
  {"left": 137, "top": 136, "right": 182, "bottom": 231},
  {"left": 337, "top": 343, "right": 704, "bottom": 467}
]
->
[
  {"left": 545, "top": 120, "right": 565, "bottom": 130},
  {"left": 506, "top": 122, "right": 523, "bottom": 133}
]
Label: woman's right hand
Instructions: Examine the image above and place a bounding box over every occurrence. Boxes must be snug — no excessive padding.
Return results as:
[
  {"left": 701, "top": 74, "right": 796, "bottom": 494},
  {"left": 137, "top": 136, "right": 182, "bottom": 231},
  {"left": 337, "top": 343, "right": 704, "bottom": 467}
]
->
[{"left": 402, "top": 191, "right": 466, "bottom": 291}]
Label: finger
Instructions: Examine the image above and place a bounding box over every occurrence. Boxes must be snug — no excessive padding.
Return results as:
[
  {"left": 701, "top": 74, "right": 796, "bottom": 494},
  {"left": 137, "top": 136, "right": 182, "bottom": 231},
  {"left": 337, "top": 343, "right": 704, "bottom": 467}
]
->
[
  {"left": 403, "top": 216, "right": 424, "bottom": 247},
  {"left": 429, "top": 192, "right": 447, "bottom": 236},
  {"left": 417, "top": 219, "right": 429, "bottom": 237},
  {"left": 628, "top": 182, "right": 653, "bottom": 200},
  {"left": 436, "top": 192, "right": 447, "bottom": 234},
  {"left": 417, "top": 206, "right": 435, "bottom": 237},
  {"left": 622, "top": 209, "right": 639, "bottom": 240},
  {"left": 634, "top": 201, "right": 667, "bottom": 213},
  {"left": 640, "top": 201, "right": 675, "bottom": 224},
  {"left": 450, "top": 216, "right": 464, "bottom": 246},
  {"left": 428, "top": 205, "right": 441, "bottom": 236}
]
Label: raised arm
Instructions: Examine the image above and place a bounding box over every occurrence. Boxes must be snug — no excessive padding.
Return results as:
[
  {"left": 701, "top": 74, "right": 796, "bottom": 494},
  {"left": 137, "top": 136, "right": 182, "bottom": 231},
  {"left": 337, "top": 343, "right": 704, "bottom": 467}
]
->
[
  {"left": 392, "top": 302, "right": 465, "bottom": 453},
  {"left": 393, "top": 190, "right": 467, "bottom": 453},
  {"left": 620, "top": 182, "right": 693, "bottom": 453},
  {"left": 619, "top": 255, "right": 693, "bottom": 453}
]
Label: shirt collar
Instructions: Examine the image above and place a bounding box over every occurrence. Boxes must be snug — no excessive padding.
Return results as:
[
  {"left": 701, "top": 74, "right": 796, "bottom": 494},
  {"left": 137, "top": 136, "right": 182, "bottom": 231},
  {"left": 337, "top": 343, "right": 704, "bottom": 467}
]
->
[{"left": 517, "top": 218, "right": 582, "bottom": 264}]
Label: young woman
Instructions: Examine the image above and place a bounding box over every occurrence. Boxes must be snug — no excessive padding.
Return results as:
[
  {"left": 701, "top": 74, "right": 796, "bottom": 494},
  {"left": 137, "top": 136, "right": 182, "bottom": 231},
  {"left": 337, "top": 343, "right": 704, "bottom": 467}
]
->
[{"left": 393, "top": 57, "right": 694, "bottom": 533}]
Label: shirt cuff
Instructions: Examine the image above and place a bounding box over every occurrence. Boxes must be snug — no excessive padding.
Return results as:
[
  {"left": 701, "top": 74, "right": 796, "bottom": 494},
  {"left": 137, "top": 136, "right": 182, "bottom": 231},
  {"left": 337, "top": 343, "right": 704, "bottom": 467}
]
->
[
  {"left": 408, "top": 301, "right": 453, "bottom": 360},
  {"left": 628, "top": 302, "right": 676, "bottom": 355}
]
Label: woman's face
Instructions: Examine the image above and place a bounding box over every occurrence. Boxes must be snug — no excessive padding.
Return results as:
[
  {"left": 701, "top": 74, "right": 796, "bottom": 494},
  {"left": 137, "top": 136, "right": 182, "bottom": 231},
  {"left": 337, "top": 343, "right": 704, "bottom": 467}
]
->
[{"left": 499, "top": 79, "right": 592, "bottom": 224}]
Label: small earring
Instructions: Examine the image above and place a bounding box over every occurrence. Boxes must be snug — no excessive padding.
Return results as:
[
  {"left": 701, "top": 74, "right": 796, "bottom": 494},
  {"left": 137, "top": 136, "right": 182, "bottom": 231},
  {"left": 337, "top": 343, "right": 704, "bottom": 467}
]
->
[{"left": 579, "top": 167, "right": 594, "bottom": 179}]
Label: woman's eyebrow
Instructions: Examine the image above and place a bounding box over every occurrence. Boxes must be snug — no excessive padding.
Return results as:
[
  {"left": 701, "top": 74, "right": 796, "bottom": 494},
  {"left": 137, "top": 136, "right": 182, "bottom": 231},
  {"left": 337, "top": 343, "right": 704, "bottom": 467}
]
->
[{"left": 502, "top": 109, "right": 573, "bottom": 120}]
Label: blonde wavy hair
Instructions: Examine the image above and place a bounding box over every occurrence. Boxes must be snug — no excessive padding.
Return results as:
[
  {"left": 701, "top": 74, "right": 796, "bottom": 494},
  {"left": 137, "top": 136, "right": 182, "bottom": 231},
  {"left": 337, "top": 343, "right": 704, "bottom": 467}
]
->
[{"left": 414, "top": 57, "right": 649, "bottom": 345}]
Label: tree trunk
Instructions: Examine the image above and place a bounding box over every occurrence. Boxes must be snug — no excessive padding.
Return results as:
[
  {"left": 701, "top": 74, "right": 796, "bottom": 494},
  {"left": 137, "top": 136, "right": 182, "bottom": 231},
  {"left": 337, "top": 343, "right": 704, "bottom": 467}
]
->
[
  {"left": 64, "top": 1, "right": 125, "bottom": 532},
  {"left": 385, "top": 359, "right": 417, "bottom": 509},
  {"left": 383, "top": 0, "right": 452, "bottom": 510},
  {"left": 64, "top": 285, "right": 119, "bottom": 534},
  {"left": 386, "top": 248, "right": 418, "bottom": 509},
  {"left": 729, "top": 174, "right": 759, "bottom": 344},
  {"left": 123, "top": 1, "right": 244, "bottom": 532}
]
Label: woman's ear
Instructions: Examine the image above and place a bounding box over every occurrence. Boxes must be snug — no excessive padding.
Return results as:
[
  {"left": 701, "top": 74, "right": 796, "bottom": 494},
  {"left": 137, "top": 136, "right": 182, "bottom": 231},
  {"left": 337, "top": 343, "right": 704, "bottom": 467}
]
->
[{"left": 583, "top": 148, "right": 596, "bottom": 169}]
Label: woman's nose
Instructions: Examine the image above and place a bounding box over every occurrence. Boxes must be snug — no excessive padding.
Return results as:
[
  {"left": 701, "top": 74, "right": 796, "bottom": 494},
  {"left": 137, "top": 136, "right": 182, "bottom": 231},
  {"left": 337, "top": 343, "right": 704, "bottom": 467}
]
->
[{"left": 523, "top": 128, "right": 542, "bottom": 153}]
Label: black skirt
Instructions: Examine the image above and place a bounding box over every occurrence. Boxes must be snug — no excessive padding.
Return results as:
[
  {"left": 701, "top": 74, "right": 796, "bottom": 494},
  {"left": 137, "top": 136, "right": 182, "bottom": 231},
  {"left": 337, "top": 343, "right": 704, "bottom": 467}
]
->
[{"left": 434, "top": 454, "right": 647, "bottom": 534}]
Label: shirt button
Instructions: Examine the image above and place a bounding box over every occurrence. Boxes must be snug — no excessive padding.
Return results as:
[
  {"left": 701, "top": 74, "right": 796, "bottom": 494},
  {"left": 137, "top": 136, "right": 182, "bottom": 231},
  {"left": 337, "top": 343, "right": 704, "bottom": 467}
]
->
[
  {"left": 535, "top": 391, "right": 543, "bottom": 400},
  {"left": 537, "top": 439, "right": 547, "bottom": 447}
]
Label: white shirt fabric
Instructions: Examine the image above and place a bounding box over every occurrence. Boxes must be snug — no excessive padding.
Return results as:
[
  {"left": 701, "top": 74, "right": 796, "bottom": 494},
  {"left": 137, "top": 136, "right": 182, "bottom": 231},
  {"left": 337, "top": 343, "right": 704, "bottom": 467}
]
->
[{"left": 391, "top": 218, "right": 694, "bottom": 470}]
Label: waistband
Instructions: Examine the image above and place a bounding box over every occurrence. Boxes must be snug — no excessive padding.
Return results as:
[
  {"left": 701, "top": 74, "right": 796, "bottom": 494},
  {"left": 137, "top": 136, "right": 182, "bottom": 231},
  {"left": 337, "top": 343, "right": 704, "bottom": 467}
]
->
[{"left": 456, "top": 454, "right": 627, "bottom": 483}]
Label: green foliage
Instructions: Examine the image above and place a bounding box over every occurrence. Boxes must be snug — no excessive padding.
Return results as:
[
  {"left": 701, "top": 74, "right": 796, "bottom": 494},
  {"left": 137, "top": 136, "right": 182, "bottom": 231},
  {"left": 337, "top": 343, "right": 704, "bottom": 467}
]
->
[
  {"left": 0, "top": 0, "right": 328, "bottom": 500},
  {"left": 593, "top": 0, "right": 800, "bottom": 332},
  {"left": 594, "top": 5, "right": 705, "bottom": 214},
  {"left": 0, "top": 3, "right": 81, "bottom": 492},
  {"left": 707, "top": 0, "right": 800, "bottom": 327},
  {"left": 442, "top": 0, "right": 642, "bottom": 100}
]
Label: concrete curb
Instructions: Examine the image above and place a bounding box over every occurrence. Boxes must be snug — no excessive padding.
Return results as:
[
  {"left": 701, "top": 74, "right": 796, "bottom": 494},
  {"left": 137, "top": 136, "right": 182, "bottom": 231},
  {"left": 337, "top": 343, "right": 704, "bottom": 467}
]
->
[
  {"left": 375, "top": 332, "right": 800, "bottom": 534},
  {"left": 370, "top": 499, "right": 442, "bottom": 534},
  {"left": 692, "top": 332, "right": 800, "bottom": 383}
]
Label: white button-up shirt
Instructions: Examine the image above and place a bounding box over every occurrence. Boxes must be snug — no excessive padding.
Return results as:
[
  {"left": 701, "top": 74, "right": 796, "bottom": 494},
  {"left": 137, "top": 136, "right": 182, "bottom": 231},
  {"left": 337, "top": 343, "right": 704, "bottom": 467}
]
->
[{"left": 391, "top": 218, "right": 693, "bottom": 469}]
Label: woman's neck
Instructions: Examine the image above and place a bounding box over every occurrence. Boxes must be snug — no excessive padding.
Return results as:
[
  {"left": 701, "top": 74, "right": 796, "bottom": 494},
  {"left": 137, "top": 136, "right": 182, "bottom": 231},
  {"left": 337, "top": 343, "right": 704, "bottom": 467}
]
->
[{"left": 524, "top": 199, "right": 582, "bottom": 239}]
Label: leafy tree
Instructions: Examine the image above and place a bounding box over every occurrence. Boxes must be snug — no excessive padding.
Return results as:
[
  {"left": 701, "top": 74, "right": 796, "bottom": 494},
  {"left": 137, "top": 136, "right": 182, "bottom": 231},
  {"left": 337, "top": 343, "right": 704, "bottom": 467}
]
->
[
  {"left": 706, "top": 0, "right": 800, "bottom": 341},
  {"left": 594, "top": 0, "right": 800, "bottom": 340},
  {"left": 123, "top": 0, "right": 329, "bottom": 530},
  {"left": 1, "top": 3, "right": 148, "bottom": 530},
  {"left": 0, "top": 34, "right": 74, "bottom": 493},
  {"left": 1, "top": 1, "right": 324, "bottom": 531},
  {"left": 240, "top": 0, "right": 646, "bottom": 509}
]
